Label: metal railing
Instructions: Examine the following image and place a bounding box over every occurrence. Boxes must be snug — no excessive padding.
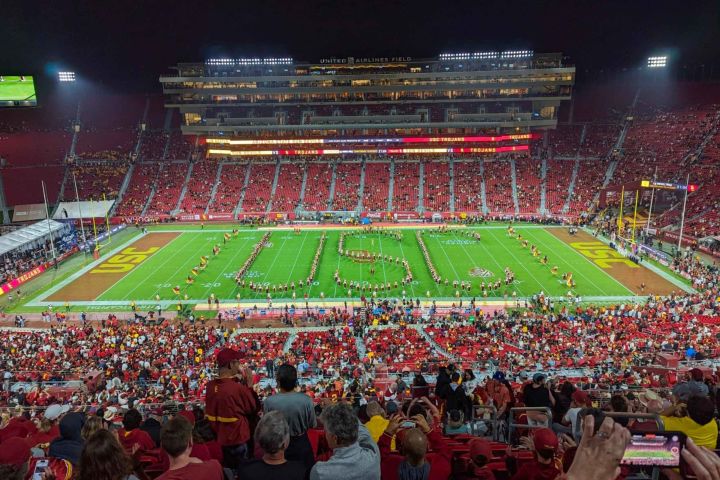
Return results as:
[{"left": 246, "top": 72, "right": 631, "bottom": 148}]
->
[
  {"left": 508, "top": 406, "right": 553, "bottom": 442},
  {"left": 473, "top": 404, "right": 499, "bottom": 441}
]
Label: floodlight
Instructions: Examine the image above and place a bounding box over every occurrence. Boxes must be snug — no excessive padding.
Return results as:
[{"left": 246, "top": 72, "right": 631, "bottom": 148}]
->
[
  {"left": 648, "top": 56, "right": 667, "bottom": 68},
  {"left": 58, "top": 71, "right": 76, "bottom": 82}
]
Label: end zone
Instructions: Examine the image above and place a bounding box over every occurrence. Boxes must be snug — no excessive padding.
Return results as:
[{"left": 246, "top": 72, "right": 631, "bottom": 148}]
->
[{"left": 42, "top": 232, "right": 180, "bottom": 302}]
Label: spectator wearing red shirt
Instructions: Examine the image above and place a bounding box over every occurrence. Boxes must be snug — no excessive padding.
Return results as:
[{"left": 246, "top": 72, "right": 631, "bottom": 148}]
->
[
  {"left": 456, "top": 438, "right": 496, "bottom": 479},
  {"left": 205, "top": 347, "right": 259, "bottom": 469},
  {"left": 378, "top": 413, "right": 451, "bottom": 480},
  {"left": 156, "top": 416, "right": 223, "bottom": 480},
  {"left": 118, "top": 409, "right": 156, "bottom": 456},
  {"left": 25, "top": 404, "right": 66, "bottom": 449},
  {"left": 510, "top": 428, "right": 562, "bottom": 480}
]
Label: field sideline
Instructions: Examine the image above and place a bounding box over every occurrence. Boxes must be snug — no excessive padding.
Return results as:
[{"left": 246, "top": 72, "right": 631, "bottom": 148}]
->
[{"left": 19, "top": 224, "right": 687, "bottom": 312}]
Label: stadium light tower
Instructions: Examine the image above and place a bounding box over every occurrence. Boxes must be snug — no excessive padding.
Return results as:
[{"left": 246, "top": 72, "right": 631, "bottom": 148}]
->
[
  {"left": 647, "top": 56, "right": 667, "bottom": 68},
  {"left": 58, "top": 71, "right": 76, "bottom": 82}
]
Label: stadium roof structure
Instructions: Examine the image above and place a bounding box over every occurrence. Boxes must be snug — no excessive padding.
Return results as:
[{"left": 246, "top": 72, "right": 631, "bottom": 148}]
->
[{"left": 0, "top": 219, "right": 66, "bottom": 257}]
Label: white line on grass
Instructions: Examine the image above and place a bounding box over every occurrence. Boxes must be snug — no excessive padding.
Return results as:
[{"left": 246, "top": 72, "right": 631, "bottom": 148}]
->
[
  {"left": 377, "top": 235, "right": 389, "bottom": 287},
  {"left": 396, "top": 236, "right": 418, "bottom": 298},
  {"left": 97, "top": 234, "right": 188, "bottom": 301},
  {"left": 284, "top": 231, "right": 310, "bottom": 284},
  {"left": 201, "top": 234, "right": 257, "bottom": 300},
  {"left": 259, "top": 234, "right": 291, "bottom": 286},
  {"left": 331, "top": 233, "right": 342, "bottom": 299},
  {"left": 431, "top": 235, "right": 462, "bottom": 281},
  {"left": 523, "top": 229, "right": 634, "bottom": 296},
  {"left": 452, "top": 232, "right": 512, "bottom": 294},
  {"left": 118, "top": 233, "right": 220, "bottom": 301},
  {"left": 484, "top": 229, "right": 550, "bottom": 296},
  {"left": 32, "top": 232, "right": 144, "bottom": 303}
]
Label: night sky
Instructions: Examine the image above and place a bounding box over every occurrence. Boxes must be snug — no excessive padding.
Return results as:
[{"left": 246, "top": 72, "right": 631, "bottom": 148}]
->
[{"left": 1, "top": 0, "right": 718, "bottom": 92}]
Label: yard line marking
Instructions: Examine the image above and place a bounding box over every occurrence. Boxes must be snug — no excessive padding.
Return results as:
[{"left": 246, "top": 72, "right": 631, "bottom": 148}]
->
[
  {"left": 32, "top": 231, "right": 145, "bottom": 303},
  {"left": 396, "top": 235, "right": 418, "bottom": 298},
  {"left": 259, "top": 233, "right": 291, "bottom": 286},
  {"left": 377, "top": 235, "right": 389, "bottom": 287},
  {"left": 484, "top": 229, "right": 548, "bottom": 296},
  {"left": 118, "top": 233, "right": 219, "bottom": 301},
  {"left": 94, "top": 233, "right": 187, "bottom": 301},
  {"left": 524, "top": 229, "right": 634, "bottom": 296},
  {"left": 415, "top": 233, "right": 444, "bottom": 297},
  {"left": 431, "top": 234, "right": 462, "bottom": 281},
  {"left": 452, "top": 231, "right": 512, "bottom": 295},
  {"left": 284, "top": 231, "right": 310, "bottom": 284},
  {"left": 201, "top": 234, "right": 257, "bottom": 300}
]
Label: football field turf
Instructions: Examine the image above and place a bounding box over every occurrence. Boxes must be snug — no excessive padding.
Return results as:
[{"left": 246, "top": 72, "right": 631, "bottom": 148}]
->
[
  {"left": 21, "top": 224, "right": 686, "bottom": 312},
  {"left": 0, "top": 76, "right": 37, "bottom": 101}
]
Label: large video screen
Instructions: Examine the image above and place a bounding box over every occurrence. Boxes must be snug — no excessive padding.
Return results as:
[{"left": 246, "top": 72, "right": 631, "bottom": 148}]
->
[{"left": 0, "top": 75, "right": 37, "bottom": 107}]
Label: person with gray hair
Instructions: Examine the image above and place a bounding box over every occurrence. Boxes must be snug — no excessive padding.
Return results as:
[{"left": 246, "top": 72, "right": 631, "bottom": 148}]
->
[
  {"left": 238, "top": 411, "right": 306, "bottom": 479},
  {"left": 310, "top": 403, "right": 380, "bottom": 480}
]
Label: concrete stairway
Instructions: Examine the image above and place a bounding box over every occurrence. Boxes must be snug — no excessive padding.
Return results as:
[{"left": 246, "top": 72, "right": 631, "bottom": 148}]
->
[
  {"left": 326, "top": 161, "right": 338, "bottom": 210},
  {"left": 479, "top": 160, "right": 488, "bottom": 215},
  {"left": 357, "top": 158, "right": 366, "bottom": 212},
  {"left": 561, "top": 159, "right": 581, "bottom": 214},
  {"left": 387, "top": 159, "right": 395, "bottom": 211},
  {"left": 355, "top": 335, "right": 367, "bottom": 358},
  {"left": 109, "top": 162, "right": 136, "bottom": 217},
  {"left": 205, "top": 162, "right": 225, "bottom": 215},
  {"left": 283, "top": 333, "right": 297, "bottom": 354},
  {"left": 141, "top": 162, "right": 164, "bottom": 216},
  {"left": 510, "top": 158, "right": 520, "bottom": 215},
  {"left": 296, "top": 163, "right": 308, "bottom": 216},
  {"left": 233, "top": 163, "right": 253, "bottom": 216},
  {"left": 171, "top": 162, "right": 194, "bottom": 215},
  {"left": 417, "top": 161, "right": 425, "bottom": 213},
  {"left": 449, "top": 157, "right": 455, "bottom": 214},
  {"left": 540, "top": 157, "right": 548, "bottom": 214},
  {"left": 266, "top": 159, "right": 282, "bottom": 213}
]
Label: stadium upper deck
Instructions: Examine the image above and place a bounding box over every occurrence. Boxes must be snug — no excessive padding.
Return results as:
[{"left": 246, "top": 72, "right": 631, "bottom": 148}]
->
[{"left": 160, "top": 51, "right": 575, "bottom": 140}]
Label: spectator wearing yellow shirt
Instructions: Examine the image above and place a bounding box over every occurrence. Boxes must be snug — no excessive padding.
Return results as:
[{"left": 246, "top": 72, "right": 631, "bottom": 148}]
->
[
  {"left": 660, "top": 395, "right": 718, "bottom": 450},
  {"left": 364, "top": 401, "right": 389, "bottom": 443}
]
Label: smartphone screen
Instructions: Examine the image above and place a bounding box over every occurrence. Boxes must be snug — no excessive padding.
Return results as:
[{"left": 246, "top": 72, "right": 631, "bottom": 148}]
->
[
  {"left": 401, "top": 421, "right": 416, "bottom": 428},
  {"left": 621, "top": 431, "right": 685, "bottom": 467},
  {"left": 33, "top": 459, "right": 49, "bottom": 480}
]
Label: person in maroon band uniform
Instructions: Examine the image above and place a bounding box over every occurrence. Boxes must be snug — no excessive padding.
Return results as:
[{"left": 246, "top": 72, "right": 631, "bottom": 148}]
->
[{"left": 205, "top": 347, "right": 259, "bottom": 470}]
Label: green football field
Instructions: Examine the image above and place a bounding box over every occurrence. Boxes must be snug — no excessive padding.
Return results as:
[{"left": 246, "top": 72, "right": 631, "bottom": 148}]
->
[
  {"left": 0, "top": 76, "right": 37, "bottom": 101},
  {"left": 23, "top": 224, "right": 647, "bottom": 311}
]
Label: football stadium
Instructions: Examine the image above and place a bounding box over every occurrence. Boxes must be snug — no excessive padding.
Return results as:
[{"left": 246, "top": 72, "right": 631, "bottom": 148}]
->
[{"left": 0, "top": 2, "right": 719, "bottom": 479}]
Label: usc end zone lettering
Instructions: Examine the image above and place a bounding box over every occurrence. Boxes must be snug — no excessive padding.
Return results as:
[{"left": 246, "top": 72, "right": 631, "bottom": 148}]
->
[
  {"left": 90, "top": 247, "right": 160, "bottom": 274},
  {"left": 569, "top": 242, "right": 639, "bottom": 269}
]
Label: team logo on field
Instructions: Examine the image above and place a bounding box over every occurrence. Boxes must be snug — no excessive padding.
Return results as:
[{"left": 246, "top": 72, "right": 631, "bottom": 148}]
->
[{"left": 469, "top": 267, "right": 494, "bottom": 278}]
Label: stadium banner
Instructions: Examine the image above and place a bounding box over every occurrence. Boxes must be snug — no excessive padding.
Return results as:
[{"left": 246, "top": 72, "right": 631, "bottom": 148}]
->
[
  {"left": 208, "top": 213, "right": 234, "bottom": 221},
  {"left": 53, "top": 200, "right": 115, "bottom": 219},
  {"left": 0, "top": 264, "right": 47, "bottom": 296},
  {"left": 12, "top": 203, "right": 47, "bottom": 222},
  {"left": 57, "top": 229, "right": 79, "bottom": 252}
]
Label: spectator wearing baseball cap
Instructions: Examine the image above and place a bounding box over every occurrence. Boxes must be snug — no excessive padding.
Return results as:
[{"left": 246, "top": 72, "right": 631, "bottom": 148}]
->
[
  {"left": 25, "top": 404, "right": 68, "bottom": 449},
  {"left": 510, "top": 428, "right": 561, "bottom": 480},
  {"left": 554, "top": 390, "right": 590, "bottom": 440},
  {"left": 456, "top": 437, "right": 496, "bottom": 479},
  {"left": 0, "top": 436, "right": 32, "bottom": 480},
  {"left": 204, "top": 347, "right": 259, "bottom": 470},
  {"left": 486, "top": 372, "right": 512, "bottom": 418}
]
